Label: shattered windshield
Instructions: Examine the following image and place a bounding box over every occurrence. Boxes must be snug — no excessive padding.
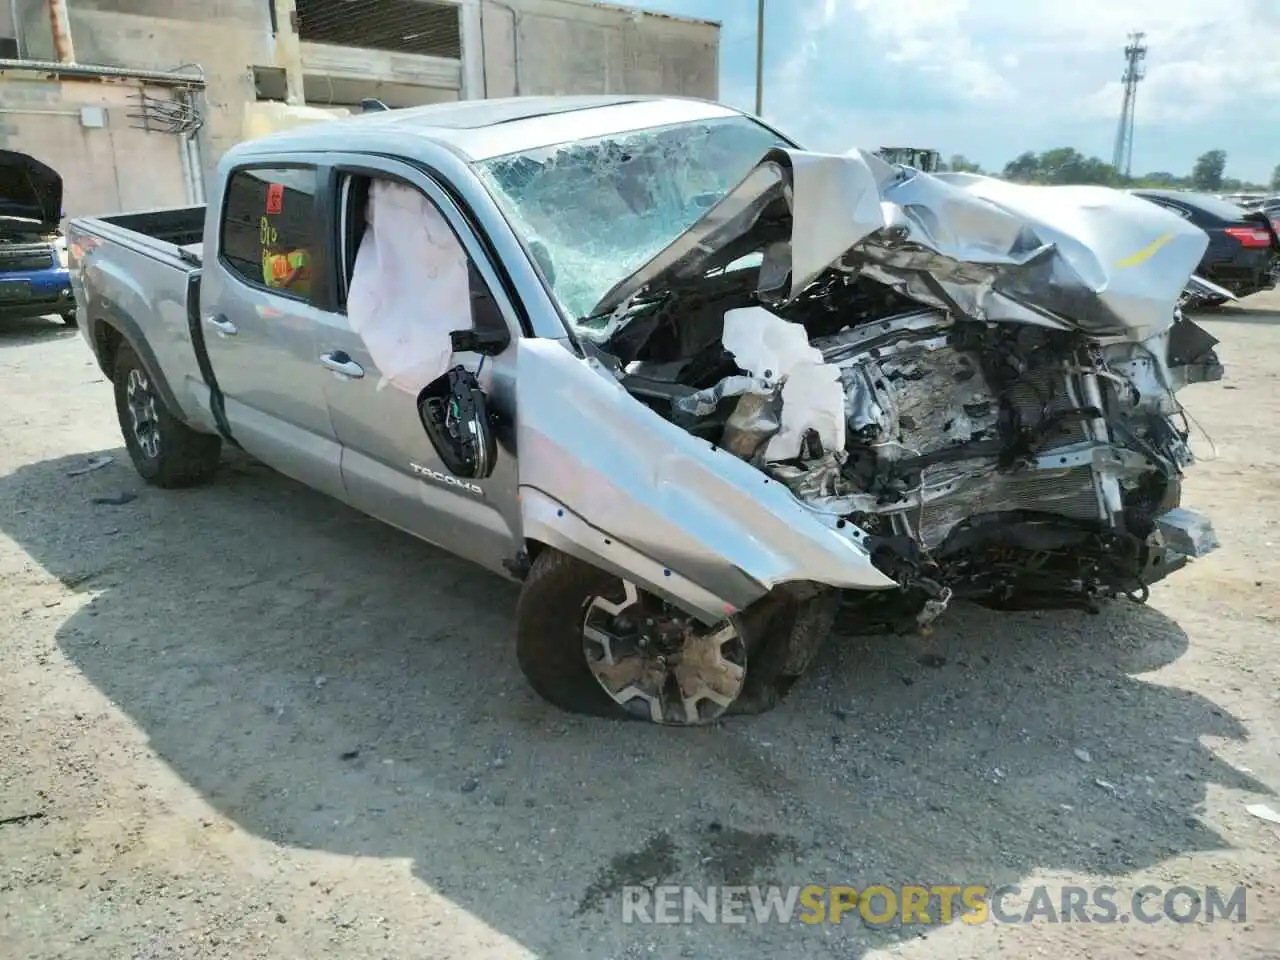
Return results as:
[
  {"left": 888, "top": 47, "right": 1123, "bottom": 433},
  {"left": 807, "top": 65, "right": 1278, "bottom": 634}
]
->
[{"left": 473, "top": 116, "right": 791, "bottom": 324}]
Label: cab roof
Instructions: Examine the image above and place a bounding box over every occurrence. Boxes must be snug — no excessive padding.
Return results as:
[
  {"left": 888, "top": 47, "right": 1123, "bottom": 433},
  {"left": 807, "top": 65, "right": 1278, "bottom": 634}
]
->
[{"left": 230, "top": 95, "right": 746, "bottom": 165}]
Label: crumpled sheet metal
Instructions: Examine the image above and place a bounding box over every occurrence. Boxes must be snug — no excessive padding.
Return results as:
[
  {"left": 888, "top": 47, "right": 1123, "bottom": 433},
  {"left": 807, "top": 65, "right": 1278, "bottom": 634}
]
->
[
  {"left": 596, "top": 146, "right": 1210, "bottom": 344},
  {"left": 777, "top": 150, "right": 1211, "bottom": 340},
  {"left": 672, "top": 374, "right": 767, "bottom": 418},
  {"left": 514, "top": 338, "right": 898, "bottom": 622}
]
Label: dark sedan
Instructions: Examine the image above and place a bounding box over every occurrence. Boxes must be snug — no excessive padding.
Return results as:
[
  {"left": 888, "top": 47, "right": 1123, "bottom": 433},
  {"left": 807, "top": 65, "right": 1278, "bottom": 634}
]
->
[{"left": 1130, "top": 188, "right": 1280, "bottom": 301}]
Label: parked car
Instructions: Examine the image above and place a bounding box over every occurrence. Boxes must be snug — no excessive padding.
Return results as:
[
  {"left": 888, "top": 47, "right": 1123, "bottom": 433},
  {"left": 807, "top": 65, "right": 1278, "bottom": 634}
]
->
[
  {"left": 0, "top": 150, "right": 76, "bottom": 326},
  {"left": 1220, "top": 192, "right": 1265, "bottom": 211},
  {"left": 1131, "top": 188, "right": 1280, "bottom": 302},
  {"left": 66, "top": 96, "right": 1223, "bottom": 726}
]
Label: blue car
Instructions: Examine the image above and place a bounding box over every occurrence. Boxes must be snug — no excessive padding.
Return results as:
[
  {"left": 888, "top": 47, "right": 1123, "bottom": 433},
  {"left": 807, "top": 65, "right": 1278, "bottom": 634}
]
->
[{"left": 0, "top": 149, "right": 76, "bottom": 326}]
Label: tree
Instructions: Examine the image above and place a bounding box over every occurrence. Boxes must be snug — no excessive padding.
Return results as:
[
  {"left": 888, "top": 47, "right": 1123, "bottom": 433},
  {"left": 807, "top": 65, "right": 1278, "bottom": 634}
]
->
[
  {"left": 1002, "top": 148, "right": 1120, "bottom": 186},
  {"left": 1002, "top": 151, "right": 1040, "bottom": 182},
  {"left": 1133, "top": 171, "right": 1184, "bottom": 188},
  {"left": 1190, "top": 150, "right": 1227, "bottom": 191},
  {"left": 948, "top": 154, "right": 983, "bottom": 174},
  {"left": 1271, "top": 163, "right": 1280, "bottom": 192},
  {"left": 994, "top": 147, "right": 1266, "bottom": 190}
]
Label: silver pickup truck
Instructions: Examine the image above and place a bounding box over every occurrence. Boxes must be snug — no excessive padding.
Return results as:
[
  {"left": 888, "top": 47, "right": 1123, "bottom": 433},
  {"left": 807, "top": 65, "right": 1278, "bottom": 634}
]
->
[{"left": 67, "top": 95, "right": 1224, "bottom": 727}]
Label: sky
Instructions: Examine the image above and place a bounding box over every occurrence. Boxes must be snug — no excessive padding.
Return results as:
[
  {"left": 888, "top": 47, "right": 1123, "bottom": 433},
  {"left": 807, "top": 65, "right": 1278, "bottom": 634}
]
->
[{"left": 634, "top": 0, "right": 1280, "bottom": 184}]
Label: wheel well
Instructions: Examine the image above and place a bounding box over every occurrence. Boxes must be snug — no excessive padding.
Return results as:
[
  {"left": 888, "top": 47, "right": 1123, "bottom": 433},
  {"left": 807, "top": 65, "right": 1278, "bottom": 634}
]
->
[
  {"left": 91, "top": 319, "right": 123, "bottom": 377},
  {"left": 502, "top": 539, "right": 547, "bottom": 581}
]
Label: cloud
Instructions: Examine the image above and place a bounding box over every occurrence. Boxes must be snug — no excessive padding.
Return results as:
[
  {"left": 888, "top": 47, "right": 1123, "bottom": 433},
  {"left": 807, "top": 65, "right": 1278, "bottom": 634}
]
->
[
  {"left": 1077, "top": 18, "right": 1280, "bottom": 124},
  {"left": 841, "top": 0, "right": 1012, "bottom": 101},
  {"left": 740, "top": 0, "right": 1280, "bottom": 180}
]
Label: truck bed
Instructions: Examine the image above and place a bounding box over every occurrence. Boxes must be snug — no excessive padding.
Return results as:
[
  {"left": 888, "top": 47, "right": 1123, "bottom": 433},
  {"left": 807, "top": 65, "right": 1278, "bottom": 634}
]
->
[
  {"left": 85, "top": 205, "right": 206, "bottom": 266},
  {"left": 66, "top": 205, "right": 214, "bottom": 430}
]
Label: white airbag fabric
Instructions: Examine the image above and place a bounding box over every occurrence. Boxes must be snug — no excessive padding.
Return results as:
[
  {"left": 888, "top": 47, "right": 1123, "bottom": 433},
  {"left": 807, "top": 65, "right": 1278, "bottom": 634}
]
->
[
  {"left": 347, "top": 179, "right": 473, "bottom": 395},
  {"left": 722, "top": 306, "right": 845, "bottom": 462}
]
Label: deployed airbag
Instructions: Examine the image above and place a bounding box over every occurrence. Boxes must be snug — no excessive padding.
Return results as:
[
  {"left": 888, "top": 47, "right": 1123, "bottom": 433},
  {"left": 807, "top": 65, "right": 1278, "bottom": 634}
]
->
[
  {"left": 722, "top": 306, "right": 845, "bottom": 461},
  {"left": 346, "top": 179, "right": 473, "bottom": 395}
]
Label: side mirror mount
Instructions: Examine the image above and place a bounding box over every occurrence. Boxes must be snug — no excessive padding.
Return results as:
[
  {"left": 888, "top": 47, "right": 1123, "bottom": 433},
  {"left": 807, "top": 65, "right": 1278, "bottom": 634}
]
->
[
  {"left": 450, "top": 326, "right": 508, "bottom": 356},
  {"left": 416, "top": 366, "right": 498, "bottom": 481},
  {"left": 451, "top": 261, "right": 512, "bottom": 356}
]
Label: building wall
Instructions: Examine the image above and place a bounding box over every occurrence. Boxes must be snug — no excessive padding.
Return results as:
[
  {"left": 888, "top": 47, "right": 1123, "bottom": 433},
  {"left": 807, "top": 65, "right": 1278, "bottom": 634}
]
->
[
  {"left": 15, "top": 0, "right": 270, "bottom": 165},
  {"left": 2, "top": 0, "right": 720, "bottom": 218},
  {"left": 0, "top": 76, "right": 189, "bottom": 217},
  {"left": 14, "top": 0, "right": 718, "bottom": 166},
  {"left": 479, "top": 0, "right": 719, "bottom": 100}
]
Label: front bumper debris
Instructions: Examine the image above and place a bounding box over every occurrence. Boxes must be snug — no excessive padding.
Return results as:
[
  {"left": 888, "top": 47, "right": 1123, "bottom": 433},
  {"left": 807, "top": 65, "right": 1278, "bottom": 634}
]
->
[{"left": 1156, "top": 507, "right": 1220, "bottom": 560}]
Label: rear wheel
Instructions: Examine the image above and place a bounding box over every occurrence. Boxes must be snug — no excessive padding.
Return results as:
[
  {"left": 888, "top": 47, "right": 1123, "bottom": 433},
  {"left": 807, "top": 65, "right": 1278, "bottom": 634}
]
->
[{"left": 112, "top": 342, "right": 222, "bottom": 488}]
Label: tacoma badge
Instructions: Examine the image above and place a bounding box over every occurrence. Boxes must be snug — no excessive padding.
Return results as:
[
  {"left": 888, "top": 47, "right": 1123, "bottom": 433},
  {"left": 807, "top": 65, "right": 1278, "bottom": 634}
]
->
[{"left": 410, "top": 462, "right": 484, "bottom": 497}]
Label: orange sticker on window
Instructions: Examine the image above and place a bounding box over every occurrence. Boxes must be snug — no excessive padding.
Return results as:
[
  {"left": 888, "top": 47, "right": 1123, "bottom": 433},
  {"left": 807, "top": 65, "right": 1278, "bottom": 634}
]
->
[{"left": 265, "top": 182, "right": 283, "bottom": 214}]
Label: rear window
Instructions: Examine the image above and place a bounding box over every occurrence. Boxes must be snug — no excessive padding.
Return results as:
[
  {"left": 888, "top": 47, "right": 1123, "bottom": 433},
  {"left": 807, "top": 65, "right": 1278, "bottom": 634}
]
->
[
  {"left": 1156, "top": 192, "right": 1249, "bottom": 224},
  {"left": 220, "top": 166, "right": 320, "bottom": 302}
]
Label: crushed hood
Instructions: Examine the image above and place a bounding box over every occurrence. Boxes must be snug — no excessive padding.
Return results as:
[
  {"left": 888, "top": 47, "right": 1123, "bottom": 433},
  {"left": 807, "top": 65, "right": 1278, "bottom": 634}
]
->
[
  {"left": 0, "top": 150, "right": 63, "bottom": 232},
  {"left": 590, "top": 147, "right": 1210, "bottom": 341}
]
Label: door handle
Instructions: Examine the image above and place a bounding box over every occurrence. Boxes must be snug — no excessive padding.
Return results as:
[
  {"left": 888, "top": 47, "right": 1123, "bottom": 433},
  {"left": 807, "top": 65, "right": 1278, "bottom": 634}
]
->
[
  {"left": 205, "top": 314, "right": 237, "bottom": 336},
  {"left": 320, "top": 351, "right": 364, "bottom": 378}
]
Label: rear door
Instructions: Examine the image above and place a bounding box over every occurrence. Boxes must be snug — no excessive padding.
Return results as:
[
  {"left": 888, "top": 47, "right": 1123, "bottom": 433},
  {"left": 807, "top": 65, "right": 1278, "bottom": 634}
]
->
[
  {"left": 309, "top": 155, "right": 524, "bottom": 575},
  {"left": 199, "top": 159, "right": 347, "bottom": 502}
]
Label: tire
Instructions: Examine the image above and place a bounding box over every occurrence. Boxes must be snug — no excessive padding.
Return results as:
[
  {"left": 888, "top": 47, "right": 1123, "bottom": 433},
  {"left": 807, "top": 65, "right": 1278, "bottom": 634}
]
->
[
  {"left": 730, "top": 582, "right": 840, "bottom": 715},
  {"left": 61, "top": 311, "right": 78, "bottom": 327},
  {"left": 113, "top": 341, "right": 222, "bottom": 488},
  {"left": 515, "top": 548, "right": 635, "bottom": 720},
  {"left": 514, "top": 546, "right": 838, "bottom": 723}
]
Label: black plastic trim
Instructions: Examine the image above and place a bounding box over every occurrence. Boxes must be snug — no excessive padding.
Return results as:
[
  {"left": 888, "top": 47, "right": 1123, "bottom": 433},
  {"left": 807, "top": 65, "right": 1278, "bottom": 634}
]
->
[{"left": 184, "top": 269, "right": 236, "bottom": 445}]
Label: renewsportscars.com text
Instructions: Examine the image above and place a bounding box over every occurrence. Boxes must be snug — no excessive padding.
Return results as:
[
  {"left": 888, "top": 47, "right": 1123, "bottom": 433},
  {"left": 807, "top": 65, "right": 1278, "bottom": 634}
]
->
[{"left": 621, "top": 884, "right": 1247, "bottom": 926}]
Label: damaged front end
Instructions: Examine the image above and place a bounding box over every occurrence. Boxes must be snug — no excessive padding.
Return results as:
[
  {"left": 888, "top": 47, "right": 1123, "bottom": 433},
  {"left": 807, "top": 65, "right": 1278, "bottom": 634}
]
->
[{"left": 560, "top": 147, "right": 1224, "bottom": 632}]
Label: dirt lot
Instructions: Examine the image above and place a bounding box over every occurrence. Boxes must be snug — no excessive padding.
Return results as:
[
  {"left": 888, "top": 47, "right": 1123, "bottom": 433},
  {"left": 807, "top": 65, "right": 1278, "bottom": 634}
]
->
[{"left": 1, "top": 294, "right": 1278, "bottom": 960}]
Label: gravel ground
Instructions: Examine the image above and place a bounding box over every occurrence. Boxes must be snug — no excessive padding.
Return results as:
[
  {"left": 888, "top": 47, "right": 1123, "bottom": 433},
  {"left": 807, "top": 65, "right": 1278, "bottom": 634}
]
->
[{"left": 1, "top": 294, "right": 1278, "bottom": 960}]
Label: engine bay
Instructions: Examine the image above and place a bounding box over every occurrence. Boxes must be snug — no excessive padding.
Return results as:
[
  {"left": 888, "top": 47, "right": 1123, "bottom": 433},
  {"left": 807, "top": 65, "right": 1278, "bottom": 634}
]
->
[{"left": 592, "top": 257, "right": 1224, "bottom": 629}]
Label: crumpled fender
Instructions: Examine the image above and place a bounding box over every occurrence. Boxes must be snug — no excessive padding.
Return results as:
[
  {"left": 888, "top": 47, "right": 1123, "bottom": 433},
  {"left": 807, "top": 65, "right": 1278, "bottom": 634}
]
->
[{"left": 515, "top": 338, "right": 897, "bottom": 624}]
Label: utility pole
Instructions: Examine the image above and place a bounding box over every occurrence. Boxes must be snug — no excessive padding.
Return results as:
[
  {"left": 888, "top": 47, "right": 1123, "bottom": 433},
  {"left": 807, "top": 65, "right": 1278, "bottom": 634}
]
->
[
  {"left": 754, "top": 0, "right": 764, "bottom": 115},
  {"left": 273, "top": 0, "right": 306, "bottom": 106},
  {"left": 45, "top": 0, "right": 76, "bottom": 63},
  {"left": 1111, "top": 31, "right": 1146, "bottom": 178}
]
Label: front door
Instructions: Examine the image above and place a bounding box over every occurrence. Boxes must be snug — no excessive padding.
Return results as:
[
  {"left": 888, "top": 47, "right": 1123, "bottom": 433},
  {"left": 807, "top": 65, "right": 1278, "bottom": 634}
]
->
[
  {"left": 312, "top": 158, "right": 523, "bottom": 574},
  {"left": 200, "top": 161, "right": 346, "bottom": 503}
]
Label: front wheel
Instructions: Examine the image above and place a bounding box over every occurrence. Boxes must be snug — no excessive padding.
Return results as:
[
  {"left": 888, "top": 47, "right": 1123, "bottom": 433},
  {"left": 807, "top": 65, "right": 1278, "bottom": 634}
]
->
[
  {"left": 113, "top": 341, "right": 222, "bottom": 488},
  {"left": 514, "top": 548, "right": 838, "bottom": 725},
  {"left": 60, "top": 311, "right": 78, "bottom": 327},
  {"left": 515, "top": 549, "right": 748, "bottom": 724}
]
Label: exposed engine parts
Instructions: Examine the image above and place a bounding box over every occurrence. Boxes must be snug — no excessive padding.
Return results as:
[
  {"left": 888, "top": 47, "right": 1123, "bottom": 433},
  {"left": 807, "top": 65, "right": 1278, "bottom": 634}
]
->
[
  {"left": 574, "top": 147, "right": 1226, "bottom": 638},
  {"left": 611, "top": 266, "right": 1222, "bottom": 631}
]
